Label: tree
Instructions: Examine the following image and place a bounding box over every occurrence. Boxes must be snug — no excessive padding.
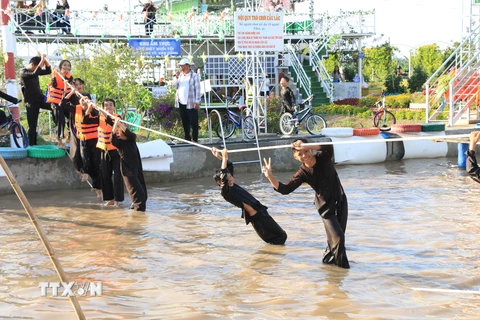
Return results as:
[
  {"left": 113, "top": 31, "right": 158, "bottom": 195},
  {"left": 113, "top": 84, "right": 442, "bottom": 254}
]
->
[
  {"left": 411, "top": 44, "right": 444, "bottom": 76},
  {"left": 408, "top": 66, "right": 428, "bottom": 93},
  {"left": 59, "top": 43, "right": 153, "bottom": 113},
  {"left": 363, "top": 42, "right": 395, "bottom": 83}
]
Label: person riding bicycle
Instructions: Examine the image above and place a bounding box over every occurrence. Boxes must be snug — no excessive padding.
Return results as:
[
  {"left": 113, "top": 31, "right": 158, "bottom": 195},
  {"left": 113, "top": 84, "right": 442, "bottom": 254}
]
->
[{"left": 280, "top": 76, "right": 296, "bottom": 114}]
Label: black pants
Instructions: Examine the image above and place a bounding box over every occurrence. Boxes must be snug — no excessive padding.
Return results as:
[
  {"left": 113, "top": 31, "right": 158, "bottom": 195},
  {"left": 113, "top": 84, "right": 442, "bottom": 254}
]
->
[
  {"left": 320, "top": 197, "right": 349, "bottom": 268},
  {"left": 52, "top": 103, "right": 65, "bottom": 140},
  {"left": 123, "top": 172, "right": 147, "bottom": 212},
  {"left": 247, "top": 209, "right": 287, "bottom": 245},
  {"left": 178, "top": 103, "right": 199, "bottom": 142},
  {"left": 80, "top": 139, "right": 102, "bottom": 190},
  {"left": 100, "top": 150, "right": 124, "bottom": 202},
  {"left": 145, "top": 17, "right": 155, "bottom": 36},
  {"left": 26, "top": 100, "right": 52, "bottom": 146}
]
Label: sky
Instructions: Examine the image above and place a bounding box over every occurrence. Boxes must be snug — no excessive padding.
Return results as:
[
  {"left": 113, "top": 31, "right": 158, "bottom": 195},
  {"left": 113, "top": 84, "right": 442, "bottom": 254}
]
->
[{"left": 65, "top": 0, "right": 468, "bottom": 56}]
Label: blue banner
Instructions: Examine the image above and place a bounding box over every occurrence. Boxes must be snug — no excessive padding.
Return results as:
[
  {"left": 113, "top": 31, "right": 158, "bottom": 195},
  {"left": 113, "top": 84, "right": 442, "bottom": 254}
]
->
[{"left": 128, "top": 39, "right": 181, "bottom": 57}]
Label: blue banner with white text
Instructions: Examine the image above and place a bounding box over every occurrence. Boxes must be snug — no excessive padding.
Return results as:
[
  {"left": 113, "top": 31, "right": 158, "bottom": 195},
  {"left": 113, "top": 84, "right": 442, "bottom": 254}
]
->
[{"left": 128, "top": 39, "right": 181, "bottom": 57}]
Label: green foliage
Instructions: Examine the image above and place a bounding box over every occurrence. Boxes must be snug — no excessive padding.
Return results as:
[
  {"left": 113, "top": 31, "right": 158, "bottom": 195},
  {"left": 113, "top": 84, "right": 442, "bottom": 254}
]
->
[
  {"left": 264, "top": 93, "right": 282, "bottom": 133},
  {"left": 384, "top": 74, "right": 407, "bottom": 94},
  {"left": 317, "top": 105, "right": 371, "bottom": 118},
  {"left": 363, "top": 43, "right": 396, "bottom": 82},
  {"left": 62, "top": 43, "right": 152, "bottom": 113},
  {"left": 385, "top": 93, "right": 410, "bottom": 108},
  {"left": 408, "top": 66, "right": 428, "bottom": 93},
  {"left": 410, "top": 92, "right": 426, "bottom": 103},
  {"left": 411, "top": 44, "right": 444, "bottom": 76},
  {"left": 358, "top": 94, "right": 379, "bottom": 107}
]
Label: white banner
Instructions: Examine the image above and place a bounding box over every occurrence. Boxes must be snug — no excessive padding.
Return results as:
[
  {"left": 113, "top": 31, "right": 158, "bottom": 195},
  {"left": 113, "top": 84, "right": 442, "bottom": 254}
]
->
[{"left": 234, "top": 12, "right": 284, "bottom": 52}]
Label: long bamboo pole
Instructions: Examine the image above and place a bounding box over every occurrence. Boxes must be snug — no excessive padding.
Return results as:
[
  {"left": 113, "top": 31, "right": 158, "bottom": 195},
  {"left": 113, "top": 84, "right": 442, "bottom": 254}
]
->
[{"left": 0, "top": 154, "right": 86, "bottom": 320}]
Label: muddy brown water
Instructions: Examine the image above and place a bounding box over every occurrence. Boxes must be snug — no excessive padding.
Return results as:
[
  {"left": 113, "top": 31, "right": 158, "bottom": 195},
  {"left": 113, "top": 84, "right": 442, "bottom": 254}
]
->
[{"left": 0, "top": 158, "right": 479, "bottom": 319}]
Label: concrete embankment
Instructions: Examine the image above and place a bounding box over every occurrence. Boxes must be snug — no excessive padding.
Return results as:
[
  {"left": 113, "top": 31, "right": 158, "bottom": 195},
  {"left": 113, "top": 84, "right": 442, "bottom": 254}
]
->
[{"left": 0, "top": 129, "right": 474, "bottom": 195}]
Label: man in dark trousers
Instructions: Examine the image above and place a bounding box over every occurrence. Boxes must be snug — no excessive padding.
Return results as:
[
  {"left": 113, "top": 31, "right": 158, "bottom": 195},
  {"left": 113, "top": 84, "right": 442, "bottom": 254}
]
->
[
  {"left": 111, "top": 117, "right": 147, "bottom": 212},
  {"left": 20, "top": 54, "right": 52, "bottom": 146},
  {"left": 262, "top": 138, "right": 349, "bottom": 268},
  {"left": 211, "top": 147, "right": 287, "bottom": 245}
]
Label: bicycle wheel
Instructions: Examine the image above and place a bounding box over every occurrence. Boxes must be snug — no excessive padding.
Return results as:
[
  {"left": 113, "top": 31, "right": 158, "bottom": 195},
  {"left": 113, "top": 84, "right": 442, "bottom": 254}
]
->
[
  {"left": 242, "top": 116, "right": 257, "bottom": 140},
  {"left": 280, "top": 113, "right": 295, "bottom": 135},
  {"left": 216, "top": 117, "right": 236, "bottom": 139},
  {"left": 9, "top": 122, "right": 28, "bottom": 148},
  {"left": 306, "top": 114, "right": 327, "bottom": 135},
  {"left": 373, "top": 111, "right": 396, "bottom": 131}
]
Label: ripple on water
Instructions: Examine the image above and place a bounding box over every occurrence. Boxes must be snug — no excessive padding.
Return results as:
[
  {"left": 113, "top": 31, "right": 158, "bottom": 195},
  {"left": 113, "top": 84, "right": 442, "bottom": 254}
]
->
[{"left": 0, "top": 158, "right": 479, "bottom": 319}]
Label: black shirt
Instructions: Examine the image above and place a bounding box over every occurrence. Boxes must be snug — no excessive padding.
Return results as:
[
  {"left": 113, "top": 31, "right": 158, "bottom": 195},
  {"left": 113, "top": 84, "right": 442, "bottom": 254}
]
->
[
  {"left": 275, "top": 145, "right": 346, "bottom": 215},
  {"left": 111, "top": 129, "right": 143, "bottom": 178},
  {"left": 20, "top": 66, "right": 52, "bottom": 103},
  {"left": 220, "top": 161, "right": 267, "bottom": 224}
]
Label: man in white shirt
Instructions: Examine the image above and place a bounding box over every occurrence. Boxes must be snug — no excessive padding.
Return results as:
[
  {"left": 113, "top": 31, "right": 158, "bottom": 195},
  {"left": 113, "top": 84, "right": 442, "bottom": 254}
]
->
[{"left": 173, "top": 58, "right": 201, "bottom": 142}]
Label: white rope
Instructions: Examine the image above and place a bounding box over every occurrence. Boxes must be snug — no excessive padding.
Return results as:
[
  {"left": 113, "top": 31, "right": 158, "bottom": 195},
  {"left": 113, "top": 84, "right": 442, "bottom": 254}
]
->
[
  {"left": 227, "top": 133, "right": 471, "bottom": 154},
  {"left": 411, "top": 287, "right": 480, "bottom": 295}
]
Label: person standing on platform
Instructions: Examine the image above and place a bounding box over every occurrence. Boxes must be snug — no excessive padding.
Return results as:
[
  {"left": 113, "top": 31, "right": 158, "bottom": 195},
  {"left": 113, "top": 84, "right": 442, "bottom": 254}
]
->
[
  {"left": 139, "top": 0, "right": 157, "bottom": 36},
  {"left": 97, "top": 99, "right": 125, "bottom": 207},
  {"left": 20, "top": 54, "right": 52, "bottom": 146},
  {"left": 173, "top": 58, "right": 201, "bottom": 143},
  {"left": 262, "top": 138, "right": 350, "bottom": 269},
  {"left": 46, "top": 59, "right": 73, "bottom": 149},
  {"left": 111, "top": 117, "right": 147, "bottom": 212}
]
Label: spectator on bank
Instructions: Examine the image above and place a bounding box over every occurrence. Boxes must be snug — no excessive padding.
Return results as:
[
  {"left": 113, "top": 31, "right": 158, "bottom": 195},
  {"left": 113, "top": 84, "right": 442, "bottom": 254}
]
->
[
  {"left": 173, "top": 58, "right": 201, "bottom": 143},
  {"left": 332, "top": 65, "right": 343, "bottom": 83},
  {"left": 259, "top": 74, "right": 271, "bottom": 97},
  {"left": 55, "top": 0, "right": 71, "bottom": 34},
  {"left": 20, "top": 54, "right": 52, "bottom": 146},
  {"left": 139, "top": 0, "right": 157, "bottom": 36},
  {"left": 280, "top": 75, "right": 295, "bottom": 114}
]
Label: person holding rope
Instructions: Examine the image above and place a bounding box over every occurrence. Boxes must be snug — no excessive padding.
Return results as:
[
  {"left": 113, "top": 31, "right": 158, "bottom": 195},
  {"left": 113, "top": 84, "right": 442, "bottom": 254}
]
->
[
  {"left": 173, "top": 58, "right": 201, "bottom": 143},
  {"left": 46, "top": 59, "right": 74, "bottom": 149},
  {"left": 111, "top": 117, "right": 147, "bottom": 212},
  {"left": 211, "top": 147, "right": 287, "bottom": 245},
  {"left": 61, "top": 92, "right": 102, "bottom": 199},
  {"left": 96, "top": 99, "right": 125, "bottom": 207},
  {"left": 262, "top": 138, "right": 350, "bottom": 268},
  {"left": 467, "top": 131, "right": 480, "bottom": 183},
  {"left": 20, "top": 54, "right": 52, "bottom": 146}
]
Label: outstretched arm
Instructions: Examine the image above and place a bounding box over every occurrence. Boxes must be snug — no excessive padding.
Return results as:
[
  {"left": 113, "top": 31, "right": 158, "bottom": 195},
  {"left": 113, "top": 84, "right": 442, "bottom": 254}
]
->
[
  {"left": 211, "top": 147, "right": 223, "bottom": 161},
  {"left": 221, "top": 148, "right": 228, "bottom": 170},
  {"left": 262, "top": 157, "right": 279, "bottom": 189}
]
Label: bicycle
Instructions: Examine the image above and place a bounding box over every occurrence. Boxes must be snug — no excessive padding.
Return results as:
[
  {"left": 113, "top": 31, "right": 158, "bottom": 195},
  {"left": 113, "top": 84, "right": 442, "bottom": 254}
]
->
[
  {"left": 215, "top": 100, "right": 256, "bottom": 140},
  {"left": 279, "top": 94, "right": 327, "bottom": 135},
  {"left": 1, "top": 104, "right": 29, "bottom": 148},
  {"left": 373, "top": 92, "right": 396, "bottom": 131}
]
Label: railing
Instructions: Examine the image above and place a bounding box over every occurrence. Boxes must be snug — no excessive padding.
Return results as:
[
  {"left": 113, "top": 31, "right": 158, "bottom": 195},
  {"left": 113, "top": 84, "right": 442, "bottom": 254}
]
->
[
  {"left": 8, "top": 8, "right": 337, "bottom": 38},
  {"left": 309, "top": 43, "right": 333, "bottom": 103},
  {"left": 285, "top": 43, "right": 311, "bottom": 99},
  {"left": 425, "top": 24, "right": 480, "bottom": 125}
]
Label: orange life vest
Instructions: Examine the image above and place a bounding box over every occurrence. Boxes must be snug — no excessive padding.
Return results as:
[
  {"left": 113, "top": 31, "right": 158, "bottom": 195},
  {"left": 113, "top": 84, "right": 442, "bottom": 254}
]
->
[
  {"left": 74, "top": 105, "right": 99, "bottom": 141},
  {"left": 46, "top": 72, "right": 73, "bottom": 105},
  {"left": 96, "top": 114, "right": 119, "bottom": 151}
]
